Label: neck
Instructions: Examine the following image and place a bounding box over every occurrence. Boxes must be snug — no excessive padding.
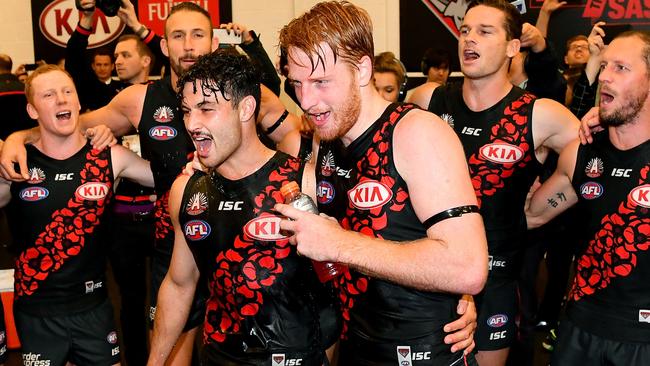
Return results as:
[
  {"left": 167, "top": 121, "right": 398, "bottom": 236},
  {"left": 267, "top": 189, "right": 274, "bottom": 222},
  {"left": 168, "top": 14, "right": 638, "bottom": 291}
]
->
[
  {"left": 34, "top": 130, "right": 87, "bottom": 160},
  {"left": 341, "top": 86, "right": 391, "bottom": 147},
  {"left": 128, "top": 72, "right": 149, "bottom": 85},
  {"left": 171, "top": 70, "right": 180, "bottom": 93},
  {"left": 215, "top": 129, "right": 276, "bottom": 180},
  {"left": 608, "top": 116, "right": 650, "bottom": 150},
  {"left": 462, "top": 72, "right": 513, "bottom": 112}
]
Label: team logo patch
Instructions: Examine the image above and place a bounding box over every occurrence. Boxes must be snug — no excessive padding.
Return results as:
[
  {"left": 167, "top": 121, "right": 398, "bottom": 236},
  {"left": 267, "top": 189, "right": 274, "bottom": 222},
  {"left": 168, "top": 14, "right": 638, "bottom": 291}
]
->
[
  {"left": 19, "top": 187, "right": 49, "bottom": 202},
  {"left": 149, "top": 126, "right": 177, "bottom": 141},
  {"left": 580, "top": 182, "right": 603, "bottom": 200},
  {"left": 347, "top": 180, "right": 393, "bottom": 210},
  {"left": 479, "top": 143, "right": 524, "bottom": 164},
  {"left": 639, "top": 310, "right": 650, "bottom": 323},
  {"left": 629, "top": 184, "right": 650, "bottom": 208},
  {"left": 321, "top": 150, "right": 336, "bottom": 177},
  {"left": 27, "top": 167, "right": 46, "bottom": 184},
  {"left": 272, "top": 354, "right": 285, "bottom": 366},
  {"left": 106, "top": 331, "right": 118, "bottom": 344},
  {"left": 184, "top": 220, "right": 211, "bottom": 241},
  {"left": 585, "top": 157, "right": 604, "bottom": 178},
  {"left": 153, "top": 106, "right": 174, "bottom": 122},
  {"left": 317, "top": 181, "right": 335, "bottom": 204},
  {"left": 0, "top": 330, "right": 5, "bottom": 344},
  {"left": 244, "top": 215, "right": 287, "bottom": 241},
  {"left": 440, "top": 113, "right": 454, "bottom": 128},
  {"left": 396, "top": 346, "right": 412, "bottom": 366},
  {"left": 75, "top": 182, "right": 109, "bottom": 201},
  {"left": 186, "top": 192, "right": 208, "bottom": 215},
  {"left": 487, "top": 314, "right": 508, "bottom": 328}
]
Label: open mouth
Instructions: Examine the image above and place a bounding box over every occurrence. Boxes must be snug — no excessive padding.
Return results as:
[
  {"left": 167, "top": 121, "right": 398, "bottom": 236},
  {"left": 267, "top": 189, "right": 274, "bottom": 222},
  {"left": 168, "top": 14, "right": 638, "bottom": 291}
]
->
[
  {"left": 600, "top": 91, "right": 614, "bottom": 105},
  {"left": 307, "top": 111, "right": 330, "bottom": 126},
  {"left": 191, "top": 132, "right": 213, "bottom": 156},
  {"left": 463, "top": 49, "right": 480, "bottom": 62},
  {"left": 56, "top": 111, "right": 72, "bottom": 121}
]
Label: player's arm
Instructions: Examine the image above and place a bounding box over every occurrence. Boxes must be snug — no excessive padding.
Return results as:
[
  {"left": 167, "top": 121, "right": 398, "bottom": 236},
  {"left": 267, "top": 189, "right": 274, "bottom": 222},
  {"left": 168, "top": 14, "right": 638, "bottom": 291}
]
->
[
  {"left": 0, "top": 177, "right": 11, "bottom": 208},
  {"left": 80, "top": 84, "right": 148, "bottom": 136},
  {"left": 405, "top": 82, "right": 440, "bottom": 109},
  {"left": 278, "top": 110, "right": 488, "bottom": 294},
  {"left": 147, "top": 175, "right": 199, "bottom": 365},
  {"left": 110, "top": 144, "right": 154, "bottom": 187},
  {"left": 0, "top": 128, "right": 40, "bottom": 181},
  {"left": 533, "top": 98, "right": 580, "bottom": 155},
  {"left": 526, "top": 140, "right": 580, "bottom": 229},
  {"left": 257, "top": 85, "right": 302, "bottom": 156}
]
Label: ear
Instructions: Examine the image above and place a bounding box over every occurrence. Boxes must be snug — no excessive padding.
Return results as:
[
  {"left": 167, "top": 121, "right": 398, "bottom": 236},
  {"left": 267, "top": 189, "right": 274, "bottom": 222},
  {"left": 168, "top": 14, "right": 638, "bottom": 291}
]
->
[
  {"left": 357, "top": 55, "right": 373, "bottom": 87},
  {"left": 142, "top": 55, "right": 152, "bottom": 69},
  {"left": 238, "top": 95, "right": 257, "bottom": 123},
  {"left": 160, "top": 38, "right": 169, "bottom": 58},
  {"left": 211, "top": 36, "right": 219, "bottom": 52},
  {"left": 506, "top": 38, "right": 521, "bottom": 59},
  {"left": 26, "top": 103, "right": 39, "bottom": 120},
  {"left": 564, "top": 55, "right": 569, "bottom": 65}
]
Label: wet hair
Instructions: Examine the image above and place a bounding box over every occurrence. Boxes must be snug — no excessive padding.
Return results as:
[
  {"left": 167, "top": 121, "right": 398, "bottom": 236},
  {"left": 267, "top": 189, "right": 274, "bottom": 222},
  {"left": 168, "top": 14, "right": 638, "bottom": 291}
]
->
[
  {"left": 24, "top": 65, "right": 74, "bottom": 104},
  {"left": 374, "top": 51, "right": 406, "bottom": 87},
  {"left": 565, "top": 34, "right": 588, "bottom": 53},
  {"left": 279, "top": 1, "right": 374, "bottom": 75},
  {"left": 117, "top": 34, "right": 155, "bottom": 66},
  {"left": 177, "top": 49, "right": 261, "bottom": 119},
  {"left": 615, "top": 30, "right": 650, "bottom": 73},
  {"left": 466, "top": 0, "right": 523, "bottom": 41},
  {"left": 421, "top": 48, "right": 450, "bottom": 76},
  {"left": 165, "top": 2, "right": 213, "bottom": 39}
]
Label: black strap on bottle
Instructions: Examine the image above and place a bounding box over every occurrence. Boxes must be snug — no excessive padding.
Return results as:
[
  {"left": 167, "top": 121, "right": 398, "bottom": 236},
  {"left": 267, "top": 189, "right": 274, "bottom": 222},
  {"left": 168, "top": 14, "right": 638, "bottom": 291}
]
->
[{"left": 422, "top": 205, "right": 480, "bottom": 229}]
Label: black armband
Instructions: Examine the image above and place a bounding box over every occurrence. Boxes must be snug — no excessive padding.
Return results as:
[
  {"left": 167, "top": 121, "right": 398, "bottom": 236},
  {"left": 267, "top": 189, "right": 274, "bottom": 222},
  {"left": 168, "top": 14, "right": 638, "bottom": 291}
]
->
[
  {"left": 264, "top": 110, "right": 289, "bottom": 135},
  {"left": 422, "top": 205, "right": 480, "bottom": 229}
]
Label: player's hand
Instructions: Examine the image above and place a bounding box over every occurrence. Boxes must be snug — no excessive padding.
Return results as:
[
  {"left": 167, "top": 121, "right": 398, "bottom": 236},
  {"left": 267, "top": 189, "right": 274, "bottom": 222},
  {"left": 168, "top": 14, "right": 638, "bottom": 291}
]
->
[
  {"left": 275, "top": 203, "right": 346, "bottom": 262},
  {"left": 85, "top": 125, "right": 117, "bottom": 150},
  {"left": 0, "top": 133, "right": 29, "bottom": 181},
  {"left": 588, "top": 22, "right": 606, "bottom": 55},
  {"left": 579, "top": 107, "right": 603, "bottom": 144},
  {"left": 182, "top": 153, "right": 206, "bottom": 176},
  {"left": 220, "top": 22, "right": 253, "bottom": 44},
  {"left": 541, "top": 0, "right": 566, "bottom": 14},
  {"left": 118, "top": 0, "right": 140, "bottom": 30},
  {"left": 443, "top": 294, "right": 477, "bottom": 355},
  {"left": 520, "top": 23, "right": 546, "bottom": 53}
]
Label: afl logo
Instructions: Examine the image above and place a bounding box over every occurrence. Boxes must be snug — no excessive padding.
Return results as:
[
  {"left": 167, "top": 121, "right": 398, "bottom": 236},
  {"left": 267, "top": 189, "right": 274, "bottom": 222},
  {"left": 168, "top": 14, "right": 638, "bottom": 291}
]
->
[
  {"left": 244, "top": 215, "right": 287, "bottom": 241},
  {"left": 580, "top": 182, "right": 603, "bottom": 200},
  {"left": 106, "top": 331, "right": 118, "bottom": 344},
  {"left": 479, "top": 143, "right": 524, "bottom": 164},
  {"left": 347, "top": 180, "right": 393, "bottom": 210},
  {"left": 20, "top": 187, "right": 49, "bottom": 201},
  {"left": 76, "top": 182, "right": 109, "bottom": 201},
  {"left": 317, "top": 181, "right": 335, "bottom": 204},
  {"left": 149, "top": 126, "right": 177, "bottom": 141},
  {"left": 629, "top": 184, "right": 650, "bottom": 208},
  {"left": 39, "top": 0, "right": 125, "bottom": 48},
  {"left": 153, "top": 106, "right": 174, "bottom": 123},
  {"left": 487, "top": 314, "right": 508, "bottom": 328},
  {"left": 184, "top": 220, "right": 211, "bottom": 241}
]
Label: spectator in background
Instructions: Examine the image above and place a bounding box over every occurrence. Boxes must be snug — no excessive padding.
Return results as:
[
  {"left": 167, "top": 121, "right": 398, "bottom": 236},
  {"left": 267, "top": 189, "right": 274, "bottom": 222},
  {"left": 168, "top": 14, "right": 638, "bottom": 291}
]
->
[
  {"left": 373, "top": 51, "right": 407, "bottom": 102},
  {"left": 0, "top": 54, "right": 36, "bottom": 140},
  {"left": 569, "top": 23, "right": 607, "bottom": 119},
  {"left": 406, "top": 48, "right": 451, "bottom": 107}
]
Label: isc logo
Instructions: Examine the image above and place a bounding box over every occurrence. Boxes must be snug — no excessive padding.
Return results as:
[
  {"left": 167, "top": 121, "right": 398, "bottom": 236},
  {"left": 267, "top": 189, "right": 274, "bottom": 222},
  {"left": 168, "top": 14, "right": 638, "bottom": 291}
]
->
[
  {"left": 580, "top": 182, "right": 603, "bottom": 200},
  {"left": 55, "top": 173, "right": 74, "bottom": 181},
  {"left": 629, "top": 184, "right": 650, "bottom": 208},
  {"left": 487, "top": 314, "right": 508, "bottom": 328},
  {"left": 479, "top": 143, "right": 524, "bottom": 164},
  {"left": 75, "top": 182, "right": 109, "bottom": 201},
  {"left": 461, "top": 127, "right": 482, "bottom": 136},
  {"left": 489, "top": 330, "right": 507, "bottom": 340},
  {"left": 244, "top": 215, "right": 287, "bottom": 241},
  {"left": 184, "top": 220, "right": 211, "bottom": 241},
  {"left": 611, "top": 168, "right": 632, "bottom": 178},
  {"left": 19, "top": 187, "right": 49, "bottom": 202},
  {"left": 347, "top": 180, "right": 393, "bottom": 210},
  {"left": 149, "top": 126, "right": 177, "bottom": 141},
  {"left": 217, "top": 201, "right": 243, "bottom": 211}
]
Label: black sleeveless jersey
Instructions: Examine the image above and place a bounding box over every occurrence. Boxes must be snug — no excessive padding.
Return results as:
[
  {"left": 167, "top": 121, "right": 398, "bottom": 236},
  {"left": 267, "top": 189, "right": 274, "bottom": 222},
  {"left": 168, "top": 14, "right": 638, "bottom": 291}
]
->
[
  {"left": 179, "top": 152, "right": 327, "bottom": 363},
  {"left": 428, "top": 84, "right": 541, "bottom": 256},
  {"left": 567, "top": 131, "right": 650, "bottom": 343},
  {"left": 138, "top": 77, "right": 194, "bottom": 252},
  {"left": 316, "top": 103, "right": 461, "bottom": 341},
  {"left": 7, "top": 142, "right": 113, "bottom": 316}
]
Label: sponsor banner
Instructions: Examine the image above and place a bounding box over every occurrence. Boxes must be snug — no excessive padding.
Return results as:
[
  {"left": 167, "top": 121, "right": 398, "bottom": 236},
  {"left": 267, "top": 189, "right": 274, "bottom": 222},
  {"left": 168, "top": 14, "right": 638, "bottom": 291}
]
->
[{"left": 31, "top": 0, "right": 231, "bottom": 64}]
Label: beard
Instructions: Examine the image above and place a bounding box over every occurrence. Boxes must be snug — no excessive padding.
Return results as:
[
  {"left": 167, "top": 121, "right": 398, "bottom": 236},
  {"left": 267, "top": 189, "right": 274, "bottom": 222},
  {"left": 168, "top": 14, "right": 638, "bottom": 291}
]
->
[
  {"left": 314, "top": 83, "right": 361, "bottom": 142},
  {"left": 600, "top": 87, "right": 648, "bottom": 128}
]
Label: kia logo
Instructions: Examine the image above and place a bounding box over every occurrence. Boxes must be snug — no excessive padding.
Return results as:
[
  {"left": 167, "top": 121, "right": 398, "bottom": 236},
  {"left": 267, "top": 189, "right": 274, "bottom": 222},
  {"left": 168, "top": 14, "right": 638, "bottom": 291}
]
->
[
  {"left": 244, "top": 215, "right": 287, "bottom": 241},
  {"left": 479, "top": 143, "right": 524, "bottom": 164},
  {"left": 347, "top": 180, "right": 393, "bottom": 210},
  {"left": 629, "top": 184, "right": 650, "bottom": 208},
  {"left": 75, "top": 182, "right": 109, "bottom": 201}
]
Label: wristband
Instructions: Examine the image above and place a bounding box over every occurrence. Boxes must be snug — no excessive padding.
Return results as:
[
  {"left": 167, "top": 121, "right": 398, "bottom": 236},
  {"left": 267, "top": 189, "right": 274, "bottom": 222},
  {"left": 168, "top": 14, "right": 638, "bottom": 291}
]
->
[
  {"left": 264, "top": 110, "right": 289, "bottom": 135},
  {"left": 422, "top": 205, "right": 480, "bottom": 229},
  {"left": 136, "top": 25, "right": 148, "bottom": 38}
]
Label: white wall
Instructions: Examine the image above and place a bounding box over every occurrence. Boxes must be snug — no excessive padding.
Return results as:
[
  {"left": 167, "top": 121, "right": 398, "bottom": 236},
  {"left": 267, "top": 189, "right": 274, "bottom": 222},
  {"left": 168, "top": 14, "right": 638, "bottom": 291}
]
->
[{"left": 0, "top": 0, "right": 35, "bottom": 70}]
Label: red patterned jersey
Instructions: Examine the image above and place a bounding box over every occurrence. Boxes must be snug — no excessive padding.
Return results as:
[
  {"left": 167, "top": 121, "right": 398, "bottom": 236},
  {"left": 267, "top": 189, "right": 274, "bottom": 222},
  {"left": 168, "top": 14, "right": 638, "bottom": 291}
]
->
[
  {"left": 568, "top": 131, "right": 650, "bottom": 343},
  {"left": 316, "top": 103, "right": 461, "bottom": 343},
  {"left": 7, "top": 142, "right": 113, "bottom": 316},
  {"left": 178, "top": 152, "right": 334, "bottom": 363},
  {"left": 428, "top": 83, "right": 541, "bottom": 261}
]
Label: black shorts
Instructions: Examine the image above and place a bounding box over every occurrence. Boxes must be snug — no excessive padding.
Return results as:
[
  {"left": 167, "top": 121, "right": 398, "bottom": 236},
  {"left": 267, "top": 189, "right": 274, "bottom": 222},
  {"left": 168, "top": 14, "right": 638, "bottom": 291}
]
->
[
  {"left": 150, "top": 245, "right": 205, "bottom": 331},
  {"left": 474, "top": 277, "right": 518, "bottom": 351},
  {"left": 200, "top": 342, "right": 326, "bottom": 366},
  {"left": 338, "top": 333, "right": 477, "bottom": 366},
  {"left": 0, "top": 299, "right": 6, "bottom": 364},
  {"left": 551, "top": 317, "right": 650, "bottom": 366},
  {"left": 14, "top": 298, "right": 120, "bottom": 366}
]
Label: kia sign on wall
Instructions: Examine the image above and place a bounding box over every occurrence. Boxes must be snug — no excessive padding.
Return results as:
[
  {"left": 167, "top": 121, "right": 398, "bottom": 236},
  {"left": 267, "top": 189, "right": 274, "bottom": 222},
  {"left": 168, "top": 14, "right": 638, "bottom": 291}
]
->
[{"left": 31, "top": 0, "right": 231, "bottom": 65}]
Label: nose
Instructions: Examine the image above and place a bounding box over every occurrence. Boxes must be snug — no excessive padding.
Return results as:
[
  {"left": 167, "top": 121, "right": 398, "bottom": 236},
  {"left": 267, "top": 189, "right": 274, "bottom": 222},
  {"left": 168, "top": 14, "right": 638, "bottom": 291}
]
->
[
  {"left": 183, "top": 34, "right": 194, "bottom": 51},
  {"left": 297, "top": 84, "right": 316, "bottom": 112},
  {"left": 598, "top": 64, "right": 611, "bottom": 84},
  {"left": 183, "top": 110, "right": 200, "bottom": 130}
]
